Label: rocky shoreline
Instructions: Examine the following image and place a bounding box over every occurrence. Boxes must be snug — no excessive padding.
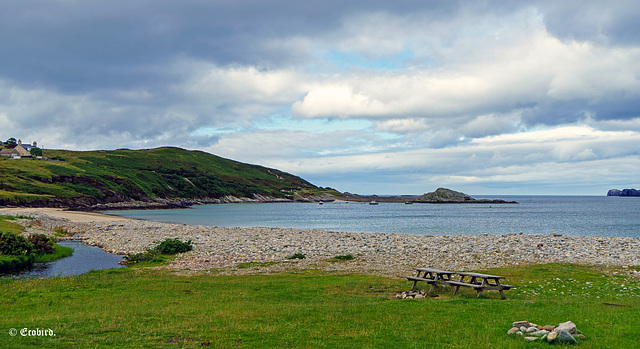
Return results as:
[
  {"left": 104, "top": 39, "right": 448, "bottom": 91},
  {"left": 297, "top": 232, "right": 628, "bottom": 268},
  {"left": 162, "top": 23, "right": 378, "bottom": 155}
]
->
[
  {"left": 3, "top": 209, "right": 639, "bottom": 278},
  {"left": 68, "top": 193, "right": 338, "bottom": 211}
]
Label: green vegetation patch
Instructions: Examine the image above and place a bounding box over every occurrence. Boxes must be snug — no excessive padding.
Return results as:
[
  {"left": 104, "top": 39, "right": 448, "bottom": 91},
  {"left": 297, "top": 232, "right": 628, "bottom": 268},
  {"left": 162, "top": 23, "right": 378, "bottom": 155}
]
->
[
  {"left": 0, "top": 216, "right": 28, "bottom": 234},
  {"left": 0, "top": 263, "right": 638, "bottom": 348},
  {"left": 329, "top": 254, "right": 355, "bottom": 262},
  {"left": 0, "top": 232, "right": 73, "bottom": 273},
  {"left": 124, "top": 238, "right": 193, "bottom": 265}
]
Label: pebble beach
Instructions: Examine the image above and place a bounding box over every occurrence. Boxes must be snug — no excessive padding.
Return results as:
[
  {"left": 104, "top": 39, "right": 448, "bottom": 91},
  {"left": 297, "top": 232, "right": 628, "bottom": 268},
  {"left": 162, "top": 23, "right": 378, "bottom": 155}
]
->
[{"left": 2, "top": 208, "right": 639, "bottom": 278}]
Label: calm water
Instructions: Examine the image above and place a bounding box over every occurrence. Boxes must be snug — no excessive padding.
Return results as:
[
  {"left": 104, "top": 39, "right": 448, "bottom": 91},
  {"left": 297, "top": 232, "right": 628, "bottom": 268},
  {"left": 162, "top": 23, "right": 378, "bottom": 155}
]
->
[
  {"left": 4, "top": 240, "right": 125, "bottom": 279},
  {"left": 103, "top": 196, "right": 640, "bottom": 238}
]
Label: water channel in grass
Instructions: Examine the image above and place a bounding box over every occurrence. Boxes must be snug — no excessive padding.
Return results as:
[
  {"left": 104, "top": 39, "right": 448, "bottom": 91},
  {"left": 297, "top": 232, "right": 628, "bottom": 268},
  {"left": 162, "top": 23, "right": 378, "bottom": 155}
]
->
[{"left": 2, "top": 240, "right": 125, "bottom": 279}]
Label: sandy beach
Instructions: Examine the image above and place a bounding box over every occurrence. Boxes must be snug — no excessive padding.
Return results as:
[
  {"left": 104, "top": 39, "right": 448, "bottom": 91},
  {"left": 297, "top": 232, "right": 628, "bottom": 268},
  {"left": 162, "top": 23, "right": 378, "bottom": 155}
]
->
[
  {"left": 0, "top": 207, "right": 131, "bottom": 223},
  {"left": 2, "top": 207, "right": 639, "bottom": 278}
]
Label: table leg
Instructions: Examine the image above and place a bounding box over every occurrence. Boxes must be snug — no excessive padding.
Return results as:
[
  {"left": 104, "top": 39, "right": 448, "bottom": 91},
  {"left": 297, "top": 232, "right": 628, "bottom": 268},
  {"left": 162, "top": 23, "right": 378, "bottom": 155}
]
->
[{"left": 495, "top": 279, "right": 506, "bottom": 299}]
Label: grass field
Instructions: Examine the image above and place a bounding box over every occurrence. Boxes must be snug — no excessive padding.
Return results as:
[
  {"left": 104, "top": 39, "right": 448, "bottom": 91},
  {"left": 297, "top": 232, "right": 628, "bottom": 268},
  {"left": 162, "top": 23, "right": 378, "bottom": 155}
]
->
[
  {"left": 1, "top": 263, "right": 638, "bottom": 348},
  {"left": 0, "top": 215, "right": 26, "bottom": 234}
]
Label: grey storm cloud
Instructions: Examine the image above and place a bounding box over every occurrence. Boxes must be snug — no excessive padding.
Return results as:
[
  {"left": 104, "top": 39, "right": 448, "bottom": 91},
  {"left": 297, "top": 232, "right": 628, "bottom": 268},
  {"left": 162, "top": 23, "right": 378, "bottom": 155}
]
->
[
  {"left": 3, "top": 0, "right": 636, "bottom": 90},
  {"left": 2, "top": 0, "right": 640, "bottom": 194}
]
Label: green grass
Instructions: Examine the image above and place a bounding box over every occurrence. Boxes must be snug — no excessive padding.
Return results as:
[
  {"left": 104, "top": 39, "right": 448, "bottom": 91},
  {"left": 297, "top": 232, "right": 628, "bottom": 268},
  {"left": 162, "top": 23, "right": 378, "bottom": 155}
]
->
[
  {"left": 0, "top": 263, "right": 638, "bottom": 348},
  {"left": 0, "top": 216, "right": 28, "bottom": 234},
  {"left": 32, "top": 244, "right": 74, "bottom": 263}
]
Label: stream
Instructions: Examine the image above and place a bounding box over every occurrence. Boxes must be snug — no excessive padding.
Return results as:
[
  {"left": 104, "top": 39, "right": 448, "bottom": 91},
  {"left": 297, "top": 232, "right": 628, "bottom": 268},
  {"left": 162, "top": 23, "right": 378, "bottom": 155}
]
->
[{"left": 2, "top": 240, "right": 125, "bottom": 279}]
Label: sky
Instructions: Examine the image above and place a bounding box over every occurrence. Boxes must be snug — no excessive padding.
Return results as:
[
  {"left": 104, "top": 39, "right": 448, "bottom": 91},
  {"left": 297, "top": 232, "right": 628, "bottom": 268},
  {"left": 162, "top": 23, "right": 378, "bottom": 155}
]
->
[{"left": 1, "top": 0, "right": 639, "bottom": 195}]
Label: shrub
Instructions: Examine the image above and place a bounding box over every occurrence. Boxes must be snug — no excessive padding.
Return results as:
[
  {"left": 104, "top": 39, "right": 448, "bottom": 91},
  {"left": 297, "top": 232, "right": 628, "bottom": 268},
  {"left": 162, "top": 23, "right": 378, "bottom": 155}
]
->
[
  {"left": 333, "top": 254, "right": 354, "bottom": 261},
  {"left": 124, "top": 252, "right": 156, "bottom": 263},
  {"left": 0, "top": 231, "right": 34, "bottom": 256},
  {"left": 150, "top": 238, "right": 193, "bottom": 255},
  {"left": 288, "top": 253, "right": 306, "bottom": 260},
  {"left": 28, "top": 233, "right": 55, "bottom": 254},
  {"left": 53, "top": 226, "right": 72, "bottom": 237},
  {"left": 123, "top": 238, "right": 193, "bottom": 265}
]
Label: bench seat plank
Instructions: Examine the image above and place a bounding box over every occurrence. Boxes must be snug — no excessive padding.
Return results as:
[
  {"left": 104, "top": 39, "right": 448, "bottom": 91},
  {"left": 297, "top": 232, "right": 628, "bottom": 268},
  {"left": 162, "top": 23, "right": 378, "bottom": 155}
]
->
[
  {"left": 445, "top": 281, "right": 485, "bottom": 289},
  {"left": 406, "top": 276, "right": 437, "bottom": 283}
]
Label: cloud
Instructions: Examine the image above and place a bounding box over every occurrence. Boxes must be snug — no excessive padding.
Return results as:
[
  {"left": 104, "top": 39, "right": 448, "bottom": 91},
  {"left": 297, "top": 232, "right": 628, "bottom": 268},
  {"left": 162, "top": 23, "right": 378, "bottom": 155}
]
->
[{"left": 2, "top": 1, "right": 640, "bottom": 195}]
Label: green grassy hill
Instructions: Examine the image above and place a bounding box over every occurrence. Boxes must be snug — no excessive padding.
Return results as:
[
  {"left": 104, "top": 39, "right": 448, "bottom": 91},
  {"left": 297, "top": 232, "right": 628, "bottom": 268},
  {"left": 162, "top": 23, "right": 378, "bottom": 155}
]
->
[{"left": 0, "top": 147, "right": 338, "bottom": 207}]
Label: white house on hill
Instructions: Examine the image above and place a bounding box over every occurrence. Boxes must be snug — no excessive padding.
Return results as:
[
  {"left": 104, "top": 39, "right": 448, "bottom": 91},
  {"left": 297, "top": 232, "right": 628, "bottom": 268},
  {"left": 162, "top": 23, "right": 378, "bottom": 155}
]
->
[{"left": 0, "top": 139, "right": 38, "bottom": 158}]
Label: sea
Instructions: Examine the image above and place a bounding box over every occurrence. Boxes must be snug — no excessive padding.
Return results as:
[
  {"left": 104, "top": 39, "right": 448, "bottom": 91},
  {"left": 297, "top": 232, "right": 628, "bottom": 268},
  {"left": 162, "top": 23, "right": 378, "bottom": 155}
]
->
[{"left": 102, "top": 196, "right": 640, "bottom": 238}]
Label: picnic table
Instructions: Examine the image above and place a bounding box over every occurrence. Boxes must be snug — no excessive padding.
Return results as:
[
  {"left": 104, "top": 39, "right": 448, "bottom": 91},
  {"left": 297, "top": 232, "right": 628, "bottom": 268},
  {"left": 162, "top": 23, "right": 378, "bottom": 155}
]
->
[{"left": 406, "top": 268, "right": 513, "bottom": 299}]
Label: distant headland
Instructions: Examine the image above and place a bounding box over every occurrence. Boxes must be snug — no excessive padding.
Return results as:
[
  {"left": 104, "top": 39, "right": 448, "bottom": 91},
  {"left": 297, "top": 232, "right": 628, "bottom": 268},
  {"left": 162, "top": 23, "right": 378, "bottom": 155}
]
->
[
  {"left": 607, "top": 188, "right": 640, "bottom": 197},
  {"left": 0, "top": 144, "right": 517, "bottom": 209}
]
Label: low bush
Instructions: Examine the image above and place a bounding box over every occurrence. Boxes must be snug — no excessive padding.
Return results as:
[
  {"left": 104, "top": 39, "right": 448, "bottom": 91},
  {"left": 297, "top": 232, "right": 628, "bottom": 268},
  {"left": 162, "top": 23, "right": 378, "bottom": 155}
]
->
[
  {"left": 0, "top": 231, "right": 33, "bottom": 256},
  {"left": 124, "top": 252, "right": 156, "bottom": 263},
  {"left": 288, "top": 253, "right": 306, "bottom": 260},
  {"left": 124, "top": 238, "right": 193, "bottom": 265},
  {"left": 150, "top": 238, "right": 193, "bottom": 255},
  {"left": 333, "top": 254, "right": 354, "bottom": 261},
  {"left": 53, "top": 226, "right": 73, "bottom": 237},
  {"left": 28, "top": 233, "right": 55, "bottom": 254}
]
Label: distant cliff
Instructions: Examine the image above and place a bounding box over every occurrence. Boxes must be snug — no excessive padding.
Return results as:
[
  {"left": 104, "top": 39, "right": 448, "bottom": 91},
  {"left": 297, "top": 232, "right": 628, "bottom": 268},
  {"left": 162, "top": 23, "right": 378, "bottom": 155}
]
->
[{"left": 607, "top": 188, "right": 640, "bottom": 197}]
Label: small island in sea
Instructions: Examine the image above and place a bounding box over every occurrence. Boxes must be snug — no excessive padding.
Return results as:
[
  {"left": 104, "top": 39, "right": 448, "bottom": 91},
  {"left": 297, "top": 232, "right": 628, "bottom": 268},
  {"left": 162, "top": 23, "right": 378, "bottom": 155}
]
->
[
  {"left": 607, "top": 188, "right": 640, "bottom": 196},
  {"left": 337, "top": 188, "right": 518, "bottom": 204}
]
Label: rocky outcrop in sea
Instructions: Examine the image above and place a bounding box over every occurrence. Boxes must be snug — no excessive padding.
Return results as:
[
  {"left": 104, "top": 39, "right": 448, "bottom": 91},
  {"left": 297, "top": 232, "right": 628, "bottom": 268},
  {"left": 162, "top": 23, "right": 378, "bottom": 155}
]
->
[
  {"left": 416, "top": 188, "right": 518, "bottom": 204},
  {"left": 337, "top": 188, "right": 517, "bottom": 204},
  {"left": 607, "top": 188, "right": 640, "bottom": 197}
]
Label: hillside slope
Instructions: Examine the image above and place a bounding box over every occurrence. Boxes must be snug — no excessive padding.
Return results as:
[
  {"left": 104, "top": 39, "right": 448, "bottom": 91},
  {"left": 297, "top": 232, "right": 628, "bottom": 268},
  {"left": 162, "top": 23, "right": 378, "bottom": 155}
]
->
[{"left": 0, "top": 147, "right": 338, "bottom": 208}]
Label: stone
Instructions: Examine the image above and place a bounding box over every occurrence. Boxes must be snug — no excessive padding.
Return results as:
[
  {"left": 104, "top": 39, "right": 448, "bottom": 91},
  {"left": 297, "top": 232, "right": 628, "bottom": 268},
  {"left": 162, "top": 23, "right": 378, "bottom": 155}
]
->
[
  {"left": 574, "top": 334, "right": 586, "bottom": 339},
  {"left": 525, "top": 327, "right": 539, "bottom": 333},
  {"left": 542, "top": 325, "right": 555, "bottom": 331},
  {"left": 546, "top": 331, "right": 558, "bottom": 342},
  {"left": 524, "top": 337, "right": 539, "bottom": 342},
  {"left": 556, "top": 320, "right": 577, "bottom": 334},
  {"left": 555, "top": 329, "right": 578, "bottom": 344},
  {"left": 507, "top": 327, "right": 519, "bottom": 335},
  {"left": 529, "top": 330, "right": 549, "bottom": 337},
  {"left": 513, "top": 321, "right": 530, "bottom": 328}
]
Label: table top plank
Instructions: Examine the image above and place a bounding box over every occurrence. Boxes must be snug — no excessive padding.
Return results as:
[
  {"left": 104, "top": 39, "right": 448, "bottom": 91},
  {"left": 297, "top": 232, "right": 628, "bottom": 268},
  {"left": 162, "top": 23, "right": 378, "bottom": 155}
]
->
[
  {"left": 415, "top": 268, "right": 455, "bottom": 274},
  {"left": 456, "top": 271, "right": 504, "bottom": 279}
]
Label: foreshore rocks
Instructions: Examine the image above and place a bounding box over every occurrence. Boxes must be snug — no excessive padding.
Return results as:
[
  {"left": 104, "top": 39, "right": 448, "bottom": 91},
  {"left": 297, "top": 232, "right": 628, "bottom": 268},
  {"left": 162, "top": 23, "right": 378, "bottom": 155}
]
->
[
  {"left": 5, "top": 209, "right": 639, "bottom": 277},
  {"left": 73, "top": 194, "right": 337, "bottom": 211}
]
